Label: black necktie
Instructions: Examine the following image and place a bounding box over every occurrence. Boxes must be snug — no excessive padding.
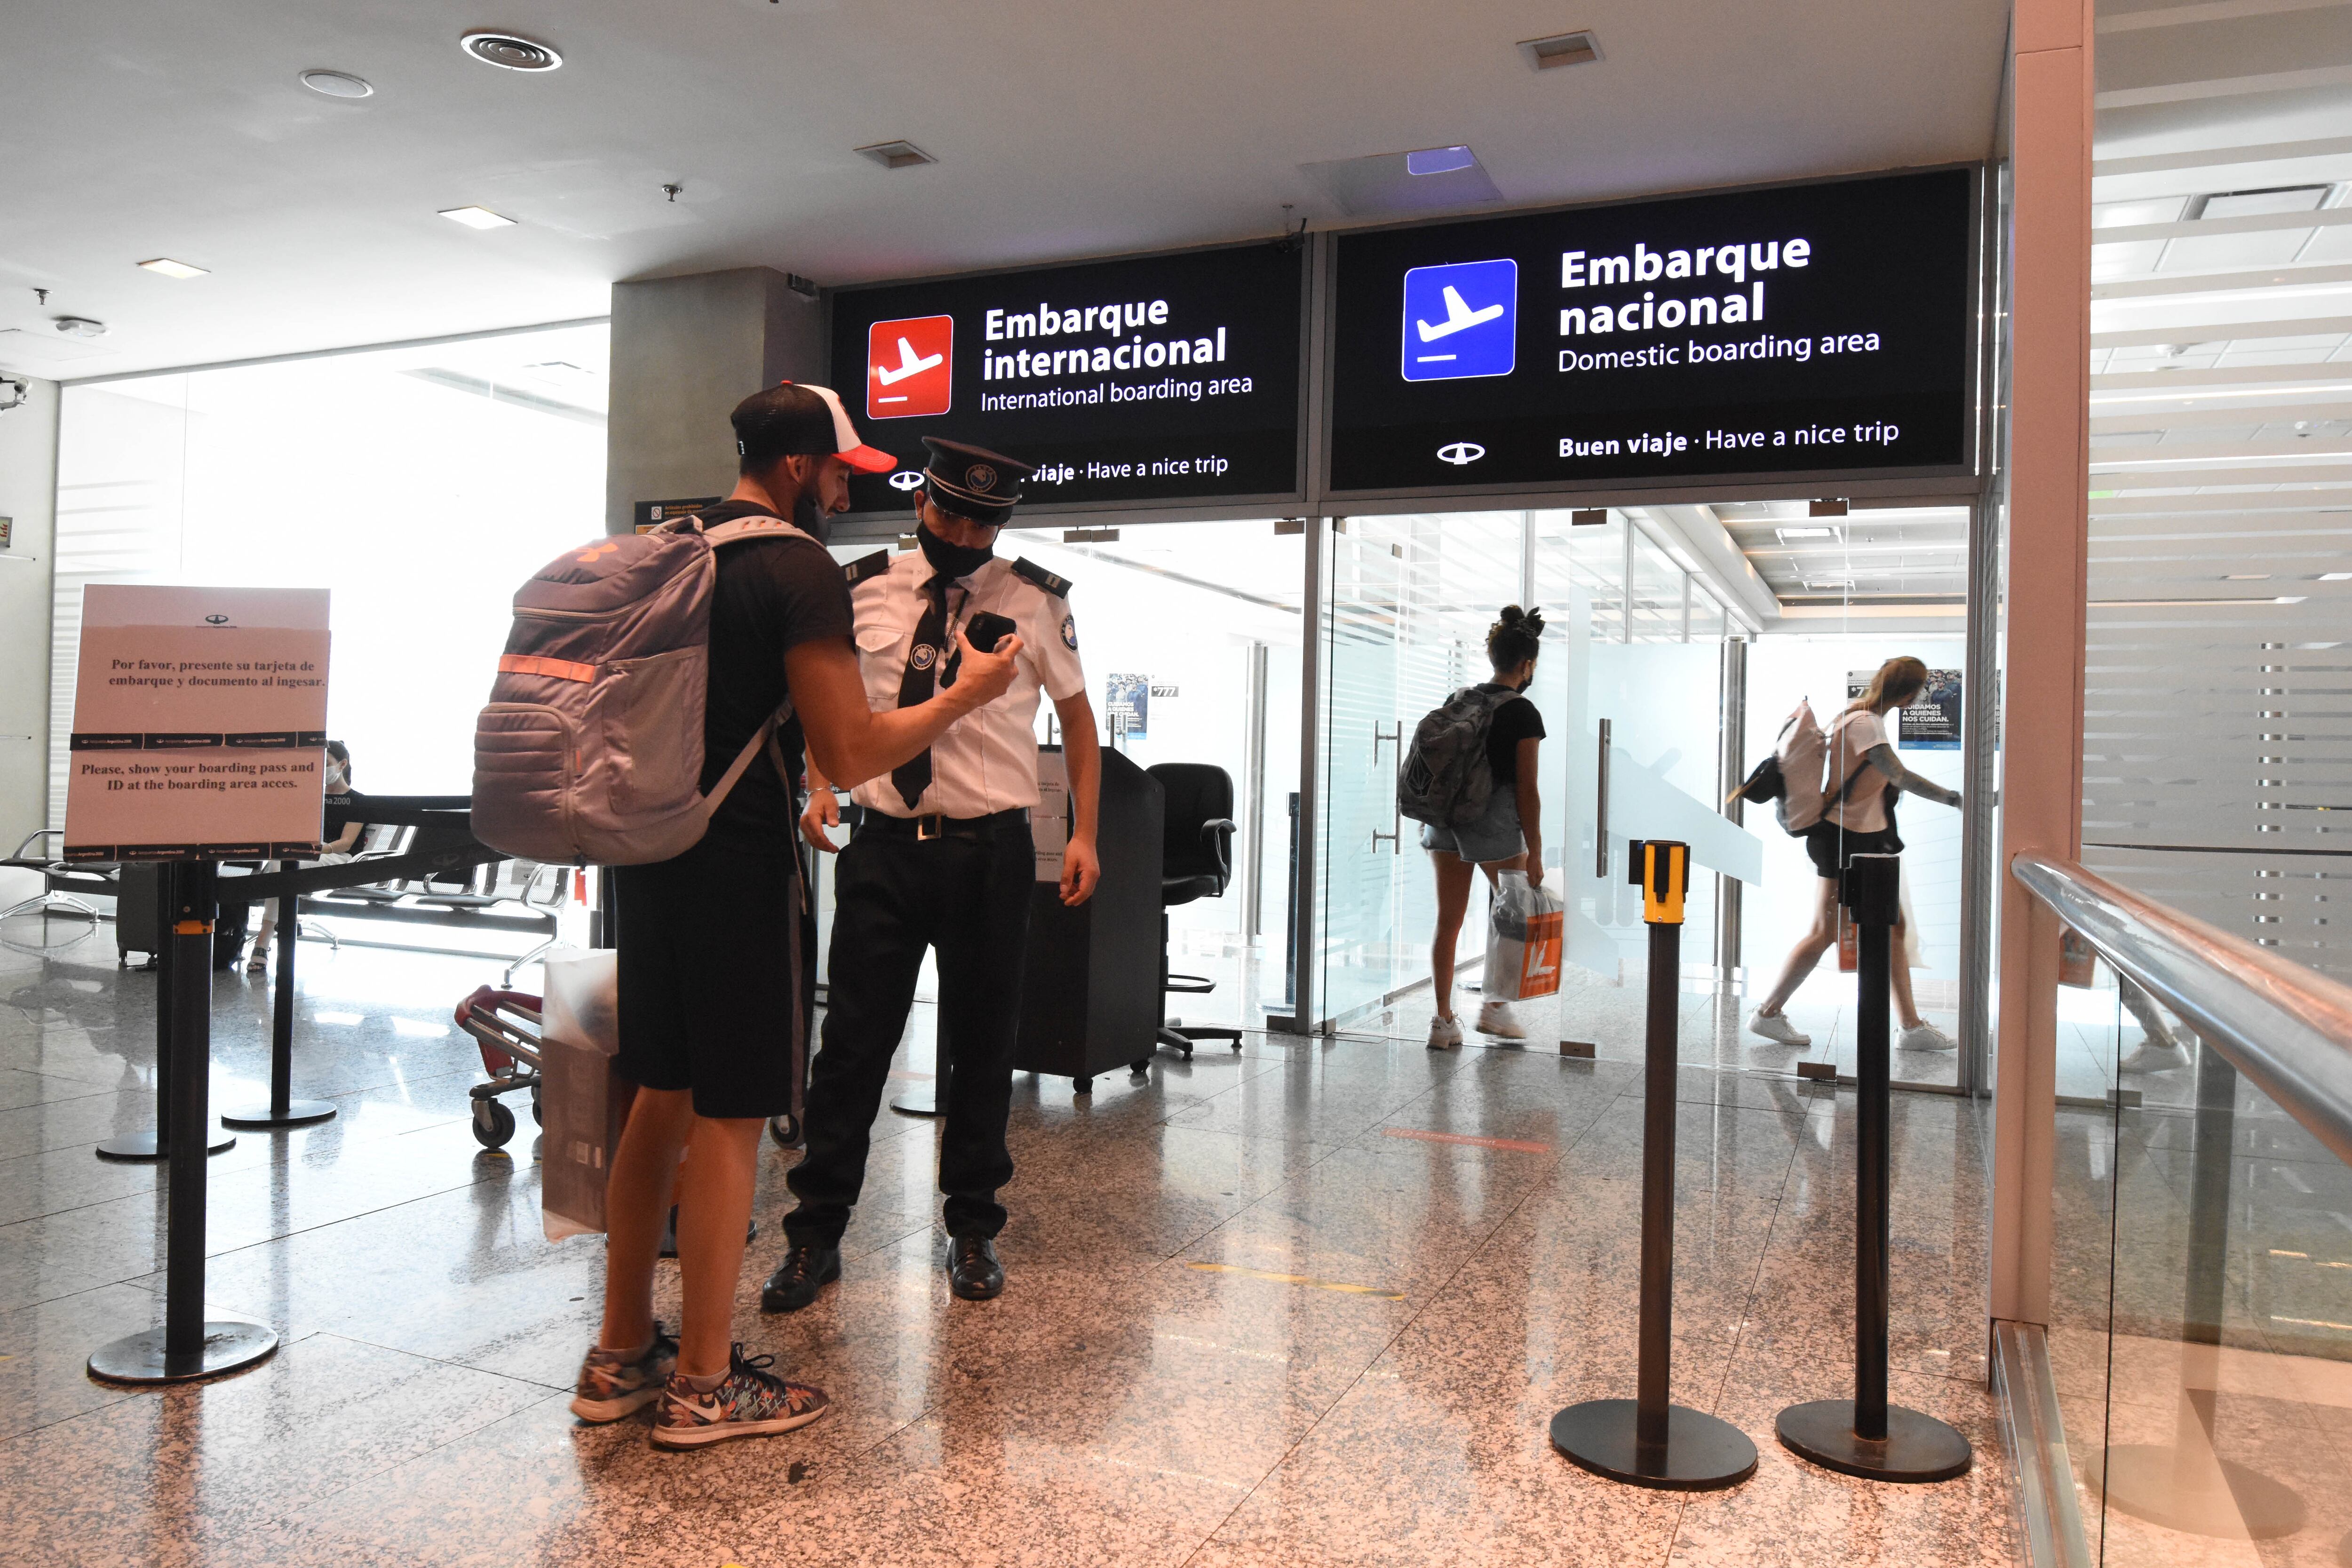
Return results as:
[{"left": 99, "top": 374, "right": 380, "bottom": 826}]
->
[{"left": 891, "top": 573, "right": 951, "bottom": 809}]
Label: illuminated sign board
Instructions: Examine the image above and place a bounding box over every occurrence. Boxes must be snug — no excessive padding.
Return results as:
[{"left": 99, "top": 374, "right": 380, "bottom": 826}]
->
[
  {"left": 1326, "top": 167, "right": 1976, "bottom": 493},
  {"left": 831, "top": 242, "right": 1305, "bottom": 514}
]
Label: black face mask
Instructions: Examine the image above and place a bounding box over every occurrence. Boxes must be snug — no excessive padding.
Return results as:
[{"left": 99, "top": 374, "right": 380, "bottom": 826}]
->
[{"left": 916, "top": 520, "right": 995, "bottom": 579}]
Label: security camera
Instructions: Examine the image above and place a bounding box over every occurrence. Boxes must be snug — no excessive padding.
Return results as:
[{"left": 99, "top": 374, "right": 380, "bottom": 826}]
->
[{"left": 0, "top": 379, "right": 25, "bottom": 414}]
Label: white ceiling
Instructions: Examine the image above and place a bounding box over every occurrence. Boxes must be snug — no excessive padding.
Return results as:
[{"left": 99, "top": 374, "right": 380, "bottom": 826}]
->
[{"left": 0, "top": 0, "right": 2008, "bottom": 381}]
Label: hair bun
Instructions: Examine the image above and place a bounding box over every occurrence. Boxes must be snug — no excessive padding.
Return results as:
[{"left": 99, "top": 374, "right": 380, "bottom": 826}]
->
[{"left": 1499, "top": 605, "right": 1525, "bottom": 624}]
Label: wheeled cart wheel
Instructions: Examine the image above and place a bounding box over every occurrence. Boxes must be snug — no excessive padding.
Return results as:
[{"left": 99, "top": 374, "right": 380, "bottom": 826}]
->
[
  {"left": 529, "top": 1085, "right": 542, "bottom": 1125},
  {"left": 1129, "top": 1059, "right": 1150, "bottom": 1074},
  {"left": 768, "top": 1113, "right": 801, "bottom": 1148},
  {"left": 1073, "top": 1076, "right": 1093, "bottom": 1096},
  {"left": 472, "top": 1098, "right": 516, "bottom": 1148}
]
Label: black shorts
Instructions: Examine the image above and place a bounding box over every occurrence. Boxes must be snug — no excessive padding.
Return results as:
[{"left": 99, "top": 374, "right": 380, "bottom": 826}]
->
[
  {"left": 1803, "top": 820, "right": 1903, "bottom": 880},
  {"left": 613, "top": 836, "right": 806, "bottom": 1121}
]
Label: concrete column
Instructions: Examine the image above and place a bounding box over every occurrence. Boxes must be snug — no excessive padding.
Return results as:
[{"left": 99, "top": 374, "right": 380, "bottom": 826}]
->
[
  {"left": 1991, "top": 0, "right": 2093, "bottom": 1329},
  {"left": 604, "top": 268, "right": 824, "bottom": 536},
  {"left": 0, "top": 374, "right": 60, "bottom": 881}
]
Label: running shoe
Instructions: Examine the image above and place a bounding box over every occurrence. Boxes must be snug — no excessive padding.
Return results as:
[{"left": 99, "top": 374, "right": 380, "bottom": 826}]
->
[
  {"left": 1747, "top": 1009, "right": 1812, "bottom": 1047},
  {"left": 1475, "top": 1001, "right": 1526, "bottom": 1040},
  {"left": 650, "top": 1345, "right": 830, "bottom": 1449},
  {"left": 2120, "top": 1039, "right": 2191, "bottom": 1073},
  {"left": 1427, "top": 1014, "right": 1464, "bottom": 1051},
  {"left": 569, "top": 1323, "right": 679, "bottom": 1422},
  {"left": 1898, "top": 1023, "right": 1957, "bottom": 1052}
]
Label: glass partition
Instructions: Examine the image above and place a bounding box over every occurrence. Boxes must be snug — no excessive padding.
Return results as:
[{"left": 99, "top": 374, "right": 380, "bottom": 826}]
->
[{"left": 2054, "top": 971, "right": 2352, "bottom": 1561}]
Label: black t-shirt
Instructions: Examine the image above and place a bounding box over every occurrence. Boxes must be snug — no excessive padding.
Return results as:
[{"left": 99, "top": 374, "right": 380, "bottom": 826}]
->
[
  {"left": 694, "top": 501, "right": 856, "bottom": 853},
  {"left": 1481, "top": 685, "right": 1546, "bottom": 784}
]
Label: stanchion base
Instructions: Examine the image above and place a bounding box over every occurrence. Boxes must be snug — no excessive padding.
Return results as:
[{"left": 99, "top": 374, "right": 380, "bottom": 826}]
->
[
  {"left": 1550, "top": 1400, "right": 1758, "bottom": 1491},
  {"left": 890, "top": 1087, "right": 941, "bottom": 1117},
  {"left": 87, "top": 1313, "right": 278, "bottom": 1385},
  {"left": 220, "top": 1100, "right": 338, "bottom": 1130},
  {"left": 1775, "top": 1401, "right": 1973, "bottom": 1483},
  {"left": 94, "top": 1129, "right": 235, "bottom": 1162},
  {"left": 2086, "top": 1443, "right": 2304, "bottom": 1539}
]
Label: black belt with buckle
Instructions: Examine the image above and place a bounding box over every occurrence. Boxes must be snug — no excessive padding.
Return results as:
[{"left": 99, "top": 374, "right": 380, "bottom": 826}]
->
[{"left": 856, "top": 806, "right": 1030, "bottom": 843}]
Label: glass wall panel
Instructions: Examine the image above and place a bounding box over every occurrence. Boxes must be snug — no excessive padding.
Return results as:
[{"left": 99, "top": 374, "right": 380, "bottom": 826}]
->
[{"left": 50, "top": 325, "right": 610, "bottom": 807}]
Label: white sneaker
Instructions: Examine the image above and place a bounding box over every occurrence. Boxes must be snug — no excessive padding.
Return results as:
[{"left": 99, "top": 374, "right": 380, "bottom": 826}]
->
[
  {"left": 1475, "top": 1001, "right": 1526, "bottom": 1040},
  {"left": 1747, "top": 1009, "right": 1811, "bottom": 1046},
  {"left": 1427, "top": 1014, "right": 1463, "bottom": 1051},
  {"left": 2120, "top": 1039, "right": 2190, "bottom": 1073},
  {"left": 1898, "top": 1023, "right": 1957, "bottom": 1052}
]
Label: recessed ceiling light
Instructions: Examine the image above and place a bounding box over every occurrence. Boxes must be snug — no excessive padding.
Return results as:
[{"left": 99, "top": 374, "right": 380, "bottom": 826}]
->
[
  {"left": 461, "top": 32, "right": 562, "bottom": 71},
  {"left": 2224, "top": 573, "right": 2272, "bottom": 580},
  {"left": 53, "top": 317, "right": 109, "bottom": 339},
  {"left": 2318, "top": 572, "right": 2352, "bottom": 581},
  {"left": 439, "top": 206, "right": 516, "bottom": 230},
  {"left": 138, "top": 258, "right": 208, "bottom": 279},
  {"left": 300, "top": 69, "right": 374, "bottom": 99},
  {"left": 855, "top": 140, "right": 935, "bottom": 170},
  {"left": 1406, "top": 146, "right": 1477, "bottom": 177},
  {"left": 1520, "top": 30, "right": 1602, "bottom": 70},
  {"left": 1775, "top": 525, "right": 1838, "bottom": 543}
]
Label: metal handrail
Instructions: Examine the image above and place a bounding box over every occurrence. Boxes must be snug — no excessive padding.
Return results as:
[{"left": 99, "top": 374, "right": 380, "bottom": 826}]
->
[{"left": 2011, "top": 851, "right": 2352, "bottom": 1167}]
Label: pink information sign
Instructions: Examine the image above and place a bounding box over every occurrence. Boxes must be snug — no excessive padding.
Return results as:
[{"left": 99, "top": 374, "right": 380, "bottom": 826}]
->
[{"left": 63, "top": 586, "right": 332, "bottom": 861}]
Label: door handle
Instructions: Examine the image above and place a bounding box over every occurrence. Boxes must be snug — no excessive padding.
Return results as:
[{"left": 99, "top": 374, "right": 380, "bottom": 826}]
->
[
  {"left": 1595, "top": 717, "right": 1612, "bottom": 879},
  {"left": 1372, "top": 720, "right": 1401, "bottom": 762},
  {"left": 1375, "top": 720, "right": 1405, "bottom": 855},
  {"left": 1372, "top": 826, "right": 1399, "bottom": 853}
]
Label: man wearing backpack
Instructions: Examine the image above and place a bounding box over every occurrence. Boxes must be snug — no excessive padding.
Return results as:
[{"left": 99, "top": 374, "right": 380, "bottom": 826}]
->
[{"left": 569, "top": 384, "right": 1025, "bottom": 1451}]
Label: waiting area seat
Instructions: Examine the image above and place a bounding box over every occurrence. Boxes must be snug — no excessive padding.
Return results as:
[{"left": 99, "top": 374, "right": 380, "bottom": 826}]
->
[{"left": 1147, "top": 762, "right": 1243, "bottom": 1057}]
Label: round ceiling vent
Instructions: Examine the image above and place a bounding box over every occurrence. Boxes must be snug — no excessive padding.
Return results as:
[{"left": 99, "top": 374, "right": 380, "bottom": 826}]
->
[
  {"left": 460, "top": 32, "right": 562, "bottom": 71},
  {"left": 299, "top": 70, "right": 374, "bottom": 99}
]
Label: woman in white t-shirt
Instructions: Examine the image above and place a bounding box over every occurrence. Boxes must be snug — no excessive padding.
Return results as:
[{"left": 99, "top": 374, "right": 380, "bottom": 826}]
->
[{"left": 1748, "top": 657, "right": 1963, "bottom": 1052}]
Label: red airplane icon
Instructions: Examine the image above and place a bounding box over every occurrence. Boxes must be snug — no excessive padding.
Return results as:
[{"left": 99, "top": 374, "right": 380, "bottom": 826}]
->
[{"left": 866, "top": 315, "right": 953, "bottom": 419}]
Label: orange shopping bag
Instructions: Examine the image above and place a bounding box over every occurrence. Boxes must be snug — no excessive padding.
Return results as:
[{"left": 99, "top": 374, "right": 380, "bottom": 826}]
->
[{"left": 1518, "top": 906, "right": 1565, "bottom": 999}]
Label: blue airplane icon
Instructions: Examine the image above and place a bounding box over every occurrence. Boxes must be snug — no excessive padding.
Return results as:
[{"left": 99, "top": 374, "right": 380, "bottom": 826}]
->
[{"left": 1401, "top": 258, "right": 1517, "bottom": 382}]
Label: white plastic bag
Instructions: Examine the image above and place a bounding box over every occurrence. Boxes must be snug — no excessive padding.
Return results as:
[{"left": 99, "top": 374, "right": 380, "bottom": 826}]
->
[
  {"left": 541, "top": 948, "right": 619, "bottom": 1056},
  {"left": 1484, "top": 871, "right": 1566, "bottom": 1001},
  {"left": 538, "top": 948, "right": 629, "bottom": 1242}
]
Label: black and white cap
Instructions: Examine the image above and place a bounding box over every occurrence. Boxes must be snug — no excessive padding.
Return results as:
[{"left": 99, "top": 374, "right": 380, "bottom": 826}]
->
[{"left": 731, "top": 383, "right": 896, "bottom": 473}]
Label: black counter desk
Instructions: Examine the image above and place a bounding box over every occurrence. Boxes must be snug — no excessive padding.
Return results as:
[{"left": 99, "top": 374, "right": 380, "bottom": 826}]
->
[{"left": 1011, "top": 749, "right": 1165, "bottom": 1094}]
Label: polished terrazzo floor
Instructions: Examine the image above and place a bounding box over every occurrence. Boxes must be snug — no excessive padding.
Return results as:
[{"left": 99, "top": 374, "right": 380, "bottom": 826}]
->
[{"left": 0, "top": 909, "right": 2016, "bottom": 1567}]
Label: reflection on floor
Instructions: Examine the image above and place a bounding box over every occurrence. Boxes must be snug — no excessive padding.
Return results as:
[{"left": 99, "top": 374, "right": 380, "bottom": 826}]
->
[{"left": 2, "top": 914, "right": 2013, "bottom": 1566}]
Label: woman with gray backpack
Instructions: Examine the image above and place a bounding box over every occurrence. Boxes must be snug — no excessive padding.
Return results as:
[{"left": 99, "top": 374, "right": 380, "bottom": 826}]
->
[{"left": 1400, "top": 606, "right": 1548, "bottom": 1049}]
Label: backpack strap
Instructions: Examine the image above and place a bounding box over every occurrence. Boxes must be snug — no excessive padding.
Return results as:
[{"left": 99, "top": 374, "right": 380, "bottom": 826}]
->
[{"left": 700, "top": 701, "right": 796, "bottom": 823}]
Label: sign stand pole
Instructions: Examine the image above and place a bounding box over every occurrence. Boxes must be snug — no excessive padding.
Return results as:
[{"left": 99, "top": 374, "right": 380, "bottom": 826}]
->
[
  {"left": 1776, "top": 852, "right": 1971, "bottom": 1482},
  {"left": 223, "top": 867, "right": 336, "bottom": 1129},
  {"left": 89, "top": 861, "right": 279, "bottom": 1385},
  {"left": 1552, "top": 840, "right": 1758, "bottom": 1491},
  {"left": 96, "top": 868, "right": 235, "bottom": 1162}
]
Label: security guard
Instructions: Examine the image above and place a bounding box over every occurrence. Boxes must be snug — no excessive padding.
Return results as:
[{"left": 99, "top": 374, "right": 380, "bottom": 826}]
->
[{"left": 764, "top": 437, "right": 1101, "bottom": 1309}]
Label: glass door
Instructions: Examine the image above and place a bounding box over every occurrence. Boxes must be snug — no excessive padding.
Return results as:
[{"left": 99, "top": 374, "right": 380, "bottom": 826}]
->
[{"left": 1316, "top": 512, "right": 1531, "bottom": 1029}]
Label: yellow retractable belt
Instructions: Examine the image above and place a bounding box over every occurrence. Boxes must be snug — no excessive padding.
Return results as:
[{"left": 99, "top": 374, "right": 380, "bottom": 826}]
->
[{"left": 1628, "top": 839, "right": 1688, "bottom": 926}]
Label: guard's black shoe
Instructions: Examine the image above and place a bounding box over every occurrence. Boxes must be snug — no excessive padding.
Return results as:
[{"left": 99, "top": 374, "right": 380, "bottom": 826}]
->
[
  {"left": 760, "top": 1242, "right": 841, "bottom": 1314},
  {"left": 946, "top": 1235, "right": 1004, "bottom": 1301}
]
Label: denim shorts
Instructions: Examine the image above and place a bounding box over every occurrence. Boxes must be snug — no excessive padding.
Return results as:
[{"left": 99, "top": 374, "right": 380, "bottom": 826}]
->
[{"left": 1420, "top": 787, "right": 1525, "bottom": 866}]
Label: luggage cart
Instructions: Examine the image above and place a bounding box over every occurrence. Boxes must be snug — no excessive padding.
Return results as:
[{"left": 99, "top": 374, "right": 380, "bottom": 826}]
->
[{"left": 456, "top": 985, "right": 544, "bottom": 1148}]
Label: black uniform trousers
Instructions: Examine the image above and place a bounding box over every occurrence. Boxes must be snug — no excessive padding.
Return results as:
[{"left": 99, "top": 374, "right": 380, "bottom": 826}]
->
[{"left": 785, "top": 814, "right": 1034, "bottom": 1245}]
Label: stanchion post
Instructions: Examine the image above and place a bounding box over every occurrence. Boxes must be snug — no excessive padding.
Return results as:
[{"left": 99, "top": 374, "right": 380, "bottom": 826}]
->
[
  {"left": 222, "top": 867, "right": 336, "bottom": 1129},
  {"left": 97, "top": 863, "right": 234, "bottom": 1162},
  {"left": 89, "top": 860, "right": 278, "bottom": 1385},
  {"left": 1775, "top": 852, "right": 1971, "bottom": 1482},
  {"left": 1550, "top": 840, "right": 1757, "bottom": 1491}
]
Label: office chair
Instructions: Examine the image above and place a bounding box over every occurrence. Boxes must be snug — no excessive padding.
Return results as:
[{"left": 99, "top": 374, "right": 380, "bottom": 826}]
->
[{"left": 1145, "top": 763, "right": 1243, "bottom": 1058}]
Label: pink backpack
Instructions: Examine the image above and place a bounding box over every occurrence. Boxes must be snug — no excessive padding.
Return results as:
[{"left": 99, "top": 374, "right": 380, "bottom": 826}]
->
[{"left": 471, "top": 514, "right": 813, "bottom": 866}]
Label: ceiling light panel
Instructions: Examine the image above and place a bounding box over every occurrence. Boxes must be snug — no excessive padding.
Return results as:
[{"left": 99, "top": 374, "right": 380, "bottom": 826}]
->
[
  {"left": 138, "top": 258, "right": 207, "bottom": 279},
  {"left": 439, "top": 206, "right": 516, "bottom": 229},
  {"left": 299, "top": 70, "right": 373, "bottom": 98}
]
